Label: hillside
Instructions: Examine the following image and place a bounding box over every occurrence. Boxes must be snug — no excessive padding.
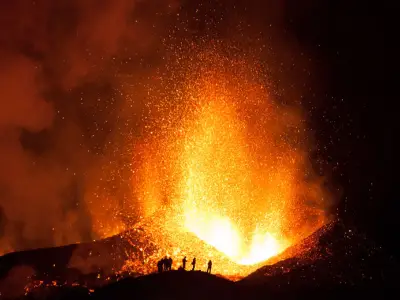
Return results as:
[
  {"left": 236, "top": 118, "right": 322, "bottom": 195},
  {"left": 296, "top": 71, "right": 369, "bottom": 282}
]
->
[{"left": 0, "top": 221, "right": 396, "bottom": 299}]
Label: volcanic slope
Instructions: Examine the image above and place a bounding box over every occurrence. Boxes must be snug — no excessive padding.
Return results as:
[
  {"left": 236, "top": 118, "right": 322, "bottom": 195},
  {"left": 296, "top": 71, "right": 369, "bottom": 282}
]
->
[
  {"left": 21, "top": 268, "right": 389, "bottom": 300},
  {"left": 0, "top": 217, "right": 253, "bottom": 298},
  {"left": 240, "top": 221, "right": 397, "bottom": 293},
  {"left": 0, "top": 207, "right": 271, "bottom": 290},
  {"left": 0, "top": 229, "right": 144, "bottom": 281},
  {"left": 0, "top": 232, "right": 131, "bottom": 298},
  {"left": 1, "top": 221, "right": 396, "bottom": 299}
]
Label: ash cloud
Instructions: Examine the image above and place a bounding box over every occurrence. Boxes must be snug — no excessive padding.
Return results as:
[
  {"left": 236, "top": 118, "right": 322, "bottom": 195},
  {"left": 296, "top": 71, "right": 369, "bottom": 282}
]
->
[{"left": 0, "top": 0, "right": 180, "bottom": 254}]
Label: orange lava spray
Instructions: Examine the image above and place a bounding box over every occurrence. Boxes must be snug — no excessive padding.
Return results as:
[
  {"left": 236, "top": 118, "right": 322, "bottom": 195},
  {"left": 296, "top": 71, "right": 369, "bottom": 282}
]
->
[{"left": 117, "top": 42, "right": 330, "bottom": 277}]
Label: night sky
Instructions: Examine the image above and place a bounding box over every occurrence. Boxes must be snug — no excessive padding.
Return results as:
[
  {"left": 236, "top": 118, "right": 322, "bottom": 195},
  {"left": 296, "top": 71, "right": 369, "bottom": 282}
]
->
[
  {"left": 0, "top": 0, "right": 393, "bottom": 257},
  {"left": 282, "top": 1, "right": 392, "bottom": 252}
]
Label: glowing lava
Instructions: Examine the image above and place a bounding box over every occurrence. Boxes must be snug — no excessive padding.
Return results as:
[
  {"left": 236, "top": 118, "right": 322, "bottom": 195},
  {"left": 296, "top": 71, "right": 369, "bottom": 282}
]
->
[
  {"left": 115, "top": 44, "right": 329, "bottom": 277},
  {"left": 179, "top": 96, "right": 290, "bottom": 265}
]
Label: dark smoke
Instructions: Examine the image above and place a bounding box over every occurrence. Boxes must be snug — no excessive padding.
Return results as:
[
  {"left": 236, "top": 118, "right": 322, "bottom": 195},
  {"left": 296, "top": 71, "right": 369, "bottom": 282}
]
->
[{"left": 0, "top": 0, "right": 180, "bottom": 254}]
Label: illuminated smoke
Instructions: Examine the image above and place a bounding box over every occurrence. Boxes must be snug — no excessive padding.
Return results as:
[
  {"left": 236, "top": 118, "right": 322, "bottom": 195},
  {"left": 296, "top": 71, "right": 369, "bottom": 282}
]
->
[{"left": 0, "top": 0, "right": 179, "bottom": 254}]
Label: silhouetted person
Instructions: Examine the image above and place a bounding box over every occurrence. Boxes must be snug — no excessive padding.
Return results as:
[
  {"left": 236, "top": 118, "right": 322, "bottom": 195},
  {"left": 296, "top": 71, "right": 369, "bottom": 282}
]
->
[
  {"left": 164, "top": 256, "right": 171, "bottom": 271},
  {"left": 162, "top": 256, "right": 168, "bottom": 271},
  {"left": 168, "top": 257, "right": 173, "bottom": 270},
  {"left": 207, "top": 260, "right": 212, "bottom": 274},
  {"left": 182, "top": 256, "right": 187, "bottom": 270},
  {"left": 191, "top": 257, "right": 196, "bottom": 271},
  {"left": 157, "top": 259, "right": 163, "bottom": 273}
]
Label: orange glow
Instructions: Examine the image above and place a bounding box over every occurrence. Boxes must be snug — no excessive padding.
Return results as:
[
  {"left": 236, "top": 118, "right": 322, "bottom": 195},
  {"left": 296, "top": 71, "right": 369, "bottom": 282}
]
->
[
  {"left": 178, "top": 94, "right": 291, "bottom": 265},
  {"left": 94, "top": 45, "right": 329, "bottom": 278}
]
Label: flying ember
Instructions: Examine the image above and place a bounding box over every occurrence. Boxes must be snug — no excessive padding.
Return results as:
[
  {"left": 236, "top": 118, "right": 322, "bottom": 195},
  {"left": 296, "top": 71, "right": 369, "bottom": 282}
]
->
[{"left": 116, "top": 44, "right": 329, "bottom": 277}]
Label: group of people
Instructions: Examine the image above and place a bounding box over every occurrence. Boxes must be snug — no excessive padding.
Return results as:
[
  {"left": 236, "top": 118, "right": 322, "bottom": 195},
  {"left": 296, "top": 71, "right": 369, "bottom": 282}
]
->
[
  {"left": 157, "top": 256, "right": 173, "bottom": 272},
  {"left": 157, "top": 256, "right": 213, "bottom": 274}
]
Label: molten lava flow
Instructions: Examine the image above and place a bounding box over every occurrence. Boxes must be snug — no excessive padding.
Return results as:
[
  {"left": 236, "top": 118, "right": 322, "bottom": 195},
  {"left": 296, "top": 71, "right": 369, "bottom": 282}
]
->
[{"left": 118, "top": 46, "right": 329, "bottom": 277}]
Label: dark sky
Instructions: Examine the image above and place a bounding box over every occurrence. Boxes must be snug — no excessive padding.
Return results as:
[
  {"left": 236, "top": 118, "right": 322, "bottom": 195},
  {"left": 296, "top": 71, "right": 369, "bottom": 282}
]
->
[
  {"left": 0, "top": 0, "right": 392, "bottom": 255},
  {"left": 280, "top": 1, "right": 392, "bottom": 252}
]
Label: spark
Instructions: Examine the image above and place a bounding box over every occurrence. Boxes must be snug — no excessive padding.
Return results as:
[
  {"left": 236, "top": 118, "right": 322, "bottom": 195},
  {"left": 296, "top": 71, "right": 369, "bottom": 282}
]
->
[
  {"left": 83, "top": 41, "right": 330, "bottom": 279},
  {"left": 115, "top": 42, "right": 329, "bottom": 277}
]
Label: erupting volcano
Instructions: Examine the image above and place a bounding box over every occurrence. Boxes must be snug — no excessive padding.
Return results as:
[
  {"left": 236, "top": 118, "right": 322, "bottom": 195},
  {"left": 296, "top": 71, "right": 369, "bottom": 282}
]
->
[
  {"left": 105, "top": 45, "right": 331, "bottom": 277},
  {"left": 0, "top": 1, "right": 393, "bottom": 299}
]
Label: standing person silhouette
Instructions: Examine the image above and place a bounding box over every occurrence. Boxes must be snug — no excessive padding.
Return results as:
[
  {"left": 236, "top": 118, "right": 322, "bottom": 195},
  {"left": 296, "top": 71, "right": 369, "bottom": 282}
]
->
[
  {"left": 182, "top": 256, "right": 187, "bottom": 270},
  {"left": 207, "top": 260, "right": 212, "bottom": 274},
  {"left": 157, "top": 259, "right": 163, "bottom": 273},
  {"left": 168, "top": 257, "right": 173, "bottom": 270},
  {"left": 162, "top": 256, "right": 168, "bottom": 271},
  {"left": 191, "top": 257, "right": 196, "bottom": 271}
]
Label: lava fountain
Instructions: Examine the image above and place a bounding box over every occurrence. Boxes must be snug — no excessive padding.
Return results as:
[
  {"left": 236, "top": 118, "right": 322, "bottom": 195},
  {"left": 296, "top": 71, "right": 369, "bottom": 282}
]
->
[
  {"left": 117, "top": 44, "right": 330, "bottom": 277},
  {"left": 178, "top": 95, "right": 291, "bottom": 266}
]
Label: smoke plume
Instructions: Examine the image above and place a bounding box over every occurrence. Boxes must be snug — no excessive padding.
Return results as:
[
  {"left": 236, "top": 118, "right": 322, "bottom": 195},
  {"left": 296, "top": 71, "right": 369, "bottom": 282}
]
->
[{"left": 0, "top": 0, "right": 179, "bottom": 254}]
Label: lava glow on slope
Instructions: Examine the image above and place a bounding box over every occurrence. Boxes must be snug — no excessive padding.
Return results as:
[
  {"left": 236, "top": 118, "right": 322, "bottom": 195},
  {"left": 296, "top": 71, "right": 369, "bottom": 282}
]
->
[{"left": 110, "top": 44, "right": 329, "bottom": 277}]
